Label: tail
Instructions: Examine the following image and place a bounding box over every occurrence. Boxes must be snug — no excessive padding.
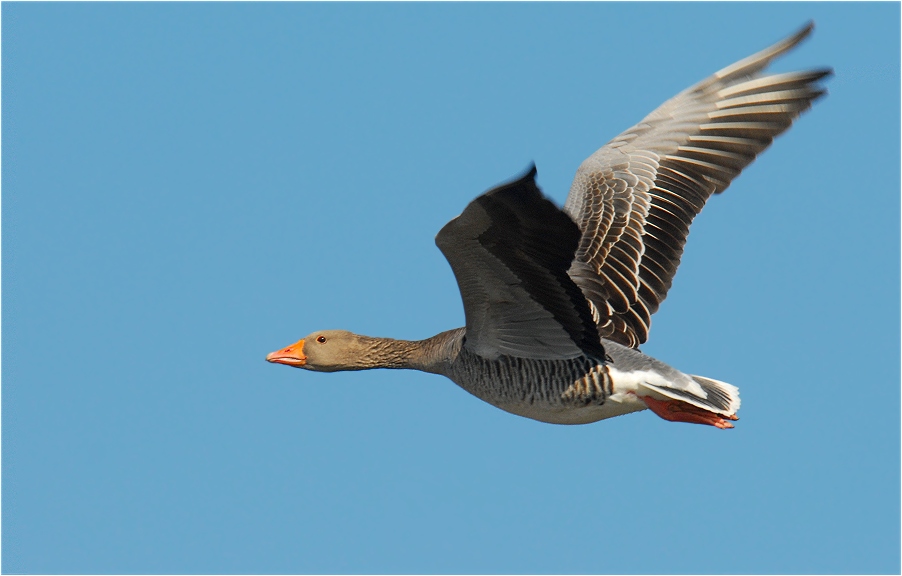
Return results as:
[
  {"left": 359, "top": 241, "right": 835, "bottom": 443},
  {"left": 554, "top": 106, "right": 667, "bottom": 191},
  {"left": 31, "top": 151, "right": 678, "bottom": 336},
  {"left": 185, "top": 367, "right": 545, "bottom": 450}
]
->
[
  {"left": 690, "top": 375, "right": 741, "bottom": 416},
  {"left": 638, "top": 374, "right": 741, "bottom": 429}
]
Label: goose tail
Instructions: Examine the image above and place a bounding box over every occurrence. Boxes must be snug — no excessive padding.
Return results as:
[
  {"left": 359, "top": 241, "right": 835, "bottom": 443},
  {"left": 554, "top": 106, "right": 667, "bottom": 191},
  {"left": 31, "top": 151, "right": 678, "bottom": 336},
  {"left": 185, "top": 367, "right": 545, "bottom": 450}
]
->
[{"left": 638, "top": 374, "right": 741, "bottom": 429}]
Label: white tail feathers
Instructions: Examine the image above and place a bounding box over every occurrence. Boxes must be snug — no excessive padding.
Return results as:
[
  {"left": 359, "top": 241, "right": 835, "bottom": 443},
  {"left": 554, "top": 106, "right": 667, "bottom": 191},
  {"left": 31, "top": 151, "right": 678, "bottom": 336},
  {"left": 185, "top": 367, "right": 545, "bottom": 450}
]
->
[{"left": 640, "top": 374, "right": 740, "bottom": 417}]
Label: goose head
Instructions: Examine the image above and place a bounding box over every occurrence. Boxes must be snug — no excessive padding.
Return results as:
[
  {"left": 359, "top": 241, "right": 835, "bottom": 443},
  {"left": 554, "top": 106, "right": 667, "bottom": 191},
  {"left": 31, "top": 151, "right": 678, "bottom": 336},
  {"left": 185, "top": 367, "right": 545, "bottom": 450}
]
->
[{"left": 266, "top": 330, "right": 368, "bottom": 372}]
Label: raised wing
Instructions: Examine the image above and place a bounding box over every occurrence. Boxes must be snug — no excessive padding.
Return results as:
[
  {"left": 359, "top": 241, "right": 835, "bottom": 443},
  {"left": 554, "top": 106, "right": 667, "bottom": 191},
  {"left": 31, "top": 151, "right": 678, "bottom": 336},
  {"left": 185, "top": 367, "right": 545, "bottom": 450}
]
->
[
  {"left": 563, "top": 22, "right": 831, "bottom": 348},
  {"left": 436, "top": 166, "right": 605, "bottom": 361}
]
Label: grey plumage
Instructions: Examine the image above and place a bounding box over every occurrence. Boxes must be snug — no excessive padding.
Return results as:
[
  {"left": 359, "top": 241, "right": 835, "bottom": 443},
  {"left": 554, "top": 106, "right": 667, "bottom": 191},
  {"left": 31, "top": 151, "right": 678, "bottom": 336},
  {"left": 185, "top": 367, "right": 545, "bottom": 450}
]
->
[
  {"left": 436, "top": 164, "right": 605, "bottom": 362},
  {"left": 267, "top": 24, "right": 829, "bottom": 429}
]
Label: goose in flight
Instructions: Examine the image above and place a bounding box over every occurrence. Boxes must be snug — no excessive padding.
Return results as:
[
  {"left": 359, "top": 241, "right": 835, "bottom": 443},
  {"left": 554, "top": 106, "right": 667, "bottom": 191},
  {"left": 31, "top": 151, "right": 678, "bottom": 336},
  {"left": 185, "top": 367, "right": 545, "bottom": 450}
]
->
[{"left": 267, "top": 23, "right": 830, "bottom": 428}]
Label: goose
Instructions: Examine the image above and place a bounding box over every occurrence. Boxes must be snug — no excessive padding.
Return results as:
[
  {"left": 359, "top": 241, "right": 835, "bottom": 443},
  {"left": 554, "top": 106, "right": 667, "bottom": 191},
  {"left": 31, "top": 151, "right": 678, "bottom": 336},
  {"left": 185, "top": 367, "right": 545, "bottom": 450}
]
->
[{"left": 266, "top": 23, "right": 830, "bottom": 429}]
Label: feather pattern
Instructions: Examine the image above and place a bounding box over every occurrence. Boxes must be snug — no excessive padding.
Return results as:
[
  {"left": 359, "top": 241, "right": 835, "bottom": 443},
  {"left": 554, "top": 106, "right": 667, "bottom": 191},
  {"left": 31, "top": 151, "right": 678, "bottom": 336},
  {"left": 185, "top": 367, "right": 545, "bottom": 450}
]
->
[
  {"left": 269, "top": 24, "right": 829, "bottom": 430},
  {"left": 563, "top": 22, "right": 831, "bottom": 347}
]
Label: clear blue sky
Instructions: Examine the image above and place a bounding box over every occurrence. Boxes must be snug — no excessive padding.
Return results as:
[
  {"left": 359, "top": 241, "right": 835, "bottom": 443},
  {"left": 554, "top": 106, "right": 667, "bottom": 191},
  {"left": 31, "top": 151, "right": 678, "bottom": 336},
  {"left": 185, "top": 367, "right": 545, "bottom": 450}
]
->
[{"left": 3, "top": 3, "right": 899, "bottom": 574}]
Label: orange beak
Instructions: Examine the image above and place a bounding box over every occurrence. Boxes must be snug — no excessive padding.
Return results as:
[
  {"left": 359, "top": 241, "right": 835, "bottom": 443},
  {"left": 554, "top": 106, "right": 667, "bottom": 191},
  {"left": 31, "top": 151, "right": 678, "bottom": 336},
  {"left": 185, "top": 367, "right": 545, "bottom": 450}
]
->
[{"left": 266, "top": 339, "right": 307, "bottom": 367}]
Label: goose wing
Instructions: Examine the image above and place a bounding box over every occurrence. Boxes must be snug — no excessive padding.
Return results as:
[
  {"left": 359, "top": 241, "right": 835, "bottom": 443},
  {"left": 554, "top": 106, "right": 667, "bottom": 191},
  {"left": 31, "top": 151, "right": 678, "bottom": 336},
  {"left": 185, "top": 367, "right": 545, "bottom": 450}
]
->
[
  {"left": 563, "top": 22, "right": 831, "bottom": 348},
  {"left": 436, "top": 166, "right": 605, "bottom": 361}
]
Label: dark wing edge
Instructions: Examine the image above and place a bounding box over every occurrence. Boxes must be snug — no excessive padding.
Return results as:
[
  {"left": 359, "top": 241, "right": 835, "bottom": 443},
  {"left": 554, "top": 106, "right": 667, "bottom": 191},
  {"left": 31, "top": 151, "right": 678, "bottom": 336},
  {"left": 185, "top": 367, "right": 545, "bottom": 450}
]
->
[
  {"left": 435, "top": 165, "right": 606, "bottom": 361},
  {"left": 563, "top": 22, "right": 832, "bottom": 348}
]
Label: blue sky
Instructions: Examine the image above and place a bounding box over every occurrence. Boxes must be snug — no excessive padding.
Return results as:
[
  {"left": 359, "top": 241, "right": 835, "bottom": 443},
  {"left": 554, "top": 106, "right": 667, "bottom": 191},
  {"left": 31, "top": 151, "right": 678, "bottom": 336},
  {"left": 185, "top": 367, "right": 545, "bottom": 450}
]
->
[{"left": 3, "top": 3, "right": 899, "bottom": 574}]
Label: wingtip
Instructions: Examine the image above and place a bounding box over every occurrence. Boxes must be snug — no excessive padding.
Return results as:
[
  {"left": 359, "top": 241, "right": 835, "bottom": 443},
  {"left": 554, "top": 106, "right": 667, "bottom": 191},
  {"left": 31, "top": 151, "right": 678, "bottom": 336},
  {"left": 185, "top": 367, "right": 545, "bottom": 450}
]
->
[
  {"left": 710, "top": 21, "right": 820, "bottom": 85},
  {"left": 764, "top": 20, "right": 817, "bottom": 59},
  {"left": 788, "top": 20, "right": 815, "bottom": 47}
]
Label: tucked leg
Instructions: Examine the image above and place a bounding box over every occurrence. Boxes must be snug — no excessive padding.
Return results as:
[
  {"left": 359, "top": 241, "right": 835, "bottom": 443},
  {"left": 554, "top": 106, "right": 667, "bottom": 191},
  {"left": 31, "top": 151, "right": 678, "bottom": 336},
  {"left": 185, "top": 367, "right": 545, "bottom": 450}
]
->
[{"left": 640, "top": 395, "right": 737, "bottom": 429}]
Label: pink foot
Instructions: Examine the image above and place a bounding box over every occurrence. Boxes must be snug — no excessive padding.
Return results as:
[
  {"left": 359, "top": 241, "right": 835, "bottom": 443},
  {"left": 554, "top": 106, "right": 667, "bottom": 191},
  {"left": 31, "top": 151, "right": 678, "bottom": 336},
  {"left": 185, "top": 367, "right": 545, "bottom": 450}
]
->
[{"left": 640, "top": 395, "right": 737, "bottom": 429}]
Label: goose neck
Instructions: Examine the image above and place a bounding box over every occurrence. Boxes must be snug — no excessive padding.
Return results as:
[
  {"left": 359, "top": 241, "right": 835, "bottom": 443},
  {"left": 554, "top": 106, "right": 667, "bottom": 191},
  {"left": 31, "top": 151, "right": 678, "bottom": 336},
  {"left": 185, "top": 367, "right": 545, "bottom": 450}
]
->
[{"left": 358, "top": 329, "right": 463, "bottom": 374}]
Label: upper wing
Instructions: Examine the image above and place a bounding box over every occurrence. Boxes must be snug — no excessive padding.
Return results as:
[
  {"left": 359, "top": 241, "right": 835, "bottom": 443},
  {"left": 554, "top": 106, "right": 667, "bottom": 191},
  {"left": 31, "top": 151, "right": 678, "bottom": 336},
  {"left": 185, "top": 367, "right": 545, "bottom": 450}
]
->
[
  {"left": 436, "top": 165, "right": 606, "bottom": 361},
  {"left": 563, "top": 22, "right": 831, "bottom": 348}
]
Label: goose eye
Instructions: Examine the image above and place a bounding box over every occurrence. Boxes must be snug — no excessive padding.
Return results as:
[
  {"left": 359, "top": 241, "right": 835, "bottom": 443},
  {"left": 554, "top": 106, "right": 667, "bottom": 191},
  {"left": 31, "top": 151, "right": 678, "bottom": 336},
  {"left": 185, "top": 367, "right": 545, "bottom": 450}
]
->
[{"left": 316, "top": 336, "right": 327, "bottom": 344}]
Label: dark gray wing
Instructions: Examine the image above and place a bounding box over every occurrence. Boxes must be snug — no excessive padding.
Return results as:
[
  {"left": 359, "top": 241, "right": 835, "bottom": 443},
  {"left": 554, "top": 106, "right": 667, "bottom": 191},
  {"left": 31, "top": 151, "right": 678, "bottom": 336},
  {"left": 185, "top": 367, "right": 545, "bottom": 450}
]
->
[
  {"left": 436, "top": 165, "right": 605, "bottom": 361},
  {"left": 563, "top": 22, "right": 831, "bottom": 348}
]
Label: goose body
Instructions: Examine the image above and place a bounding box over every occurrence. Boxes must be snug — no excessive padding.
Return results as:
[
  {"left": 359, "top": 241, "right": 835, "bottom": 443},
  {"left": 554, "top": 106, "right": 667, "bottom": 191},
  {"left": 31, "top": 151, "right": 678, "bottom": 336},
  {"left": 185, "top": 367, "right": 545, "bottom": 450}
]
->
[
  {"left": 444, "top": 337, "right": 736, "bottom": 426},
  {"left": 267, "top": 24, "right": 830, "bottom": 429}
]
